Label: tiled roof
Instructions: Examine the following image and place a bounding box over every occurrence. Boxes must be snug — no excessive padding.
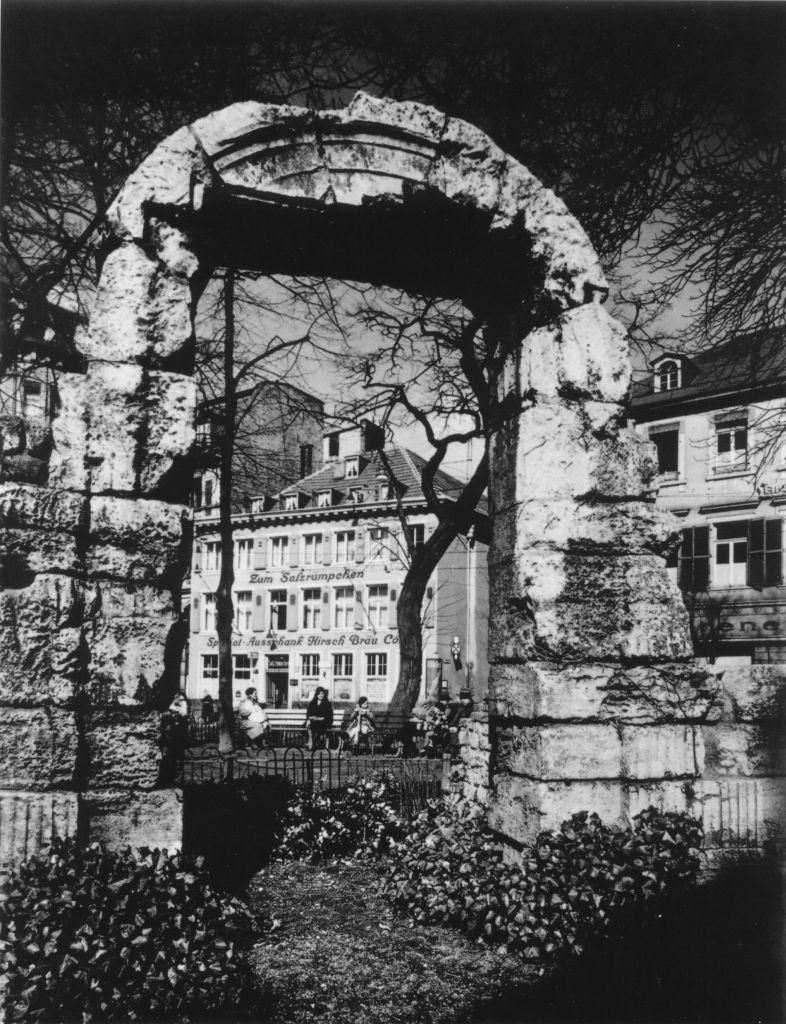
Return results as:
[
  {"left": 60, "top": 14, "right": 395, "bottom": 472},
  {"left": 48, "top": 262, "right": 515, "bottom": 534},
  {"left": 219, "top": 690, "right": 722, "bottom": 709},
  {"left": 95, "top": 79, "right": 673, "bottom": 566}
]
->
[
  {"left": 631, "top": 329, "right": 786, "bottom": 419},
  {"left": 263, "top": 444, "right": 484, "bottom": 514}
]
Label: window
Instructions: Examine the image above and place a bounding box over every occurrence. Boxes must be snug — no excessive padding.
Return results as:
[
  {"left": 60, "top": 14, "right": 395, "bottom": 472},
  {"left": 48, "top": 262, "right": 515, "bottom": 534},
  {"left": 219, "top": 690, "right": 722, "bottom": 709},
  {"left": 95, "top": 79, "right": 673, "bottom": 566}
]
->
[
  {"left": 270, "top": 536, "right": 289, "bottom": 567},
  {"left": 203, "top": 478, "right": 214, "bottom": 507},
  {"left": 284, "top": 493, "right": 298, "bottom": 510},
  {"left": 656, "top": 360, "right": 680, "bottom": 392},
  {"left": 203, "top": 592, "right": 217, "bottom": 631},
  {"left": 368, "top": 584, "right": 388, "bottom": 627},
  {"left": 300, "top": 444, "right": 313, "bottom": 478},
  {"left": 369, "top": 528, "right": 390, "bottom": 562},
  {"left": 21, "top": 379, "right": 46, "bottom": 417},
  {"left": 235, "top": 538, "right": 253, "bottom": 570},
  {"left": 715, "top": 420, "right": 748, "bottom": 474},
  {"left": 317, "top": 491, "right": 332, "bottom": 507},
  {"left": 334, "top": 586, "right": 354, "bottom": 629},
  {"left": 333, "top": 653, "right": 353, "bottom": 679},
  {"left": 648, "top": 424, "right": 680, "bottom": 479},
  {"left": 350, "top": 488, "right": 365, "bottom": 504},
  {"left": 233, "top": 653, "right": 256, "bottom": 682},
  {"left": 366, "top": 653, "right": 387, "bottom": 679},
  {"left": 328, "top": 433, "right": 340, "bottom": 457},
  {"left": 304, "top": 533, "right": 323, "bottom": 565},
  {"left": 303, "top": 588, "right": 321, "bottom": 629},
  {"left": 714, "top": 522, "right": 748, "bottom": 587},
  {"left": 270, "top": 590, "right": 287, "bottom": 630},
  {"left": 679, "top": 526, "right": 710, "bottom": 591},
  {"left": 335, "top": 530, "right": 355, "bottom": 563},
  {"left": 202, "top": 653, "right": 218, "bottom": 681},
  {"left": 748, "top": 519, "right": 783, "bottom": 590},
  {"left": 196, "top": 421, "right": 211, "bottom": 447},
  {"left": 301, "top": 654, "right": 320, "bottom": 679},
  {"left": 345, "top": 456, "right": 359, "bottom": 478},
  {"left": 250, "top": 497, "right": 266, "bottom": 514},
  {"left": 235, "top": 590, "right": 252, "bottom": 631},
  {"left": 407, "top": 523, "right": 425, "bottom": 555},
  {"left": 204, "top": 540, "right": 221, "bottom": 571}
]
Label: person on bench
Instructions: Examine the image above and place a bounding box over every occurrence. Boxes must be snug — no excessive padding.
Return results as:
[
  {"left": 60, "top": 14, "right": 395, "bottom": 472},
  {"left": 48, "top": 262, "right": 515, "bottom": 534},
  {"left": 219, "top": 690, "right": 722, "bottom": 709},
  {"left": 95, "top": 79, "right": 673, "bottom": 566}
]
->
[
  {"left": 238, "top": 687, "right": 270, "bottom": 749},
  {"left": 347, "top": 695, "right": 376, "bottom": 752},
  {"left": 305, "top": 686, "right": 334, "bottom": 750}
]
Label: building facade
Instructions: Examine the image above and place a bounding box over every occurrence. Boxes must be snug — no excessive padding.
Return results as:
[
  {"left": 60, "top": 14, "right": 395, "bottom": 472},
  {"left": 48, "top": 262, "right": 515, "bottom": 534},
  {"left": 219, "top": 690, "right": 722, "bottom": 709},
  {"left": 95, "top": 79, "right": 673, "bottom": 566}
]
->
[
  {"left": 186, "top": 424, "right": 489, "bottom": 708},
  {"left": 632, "top": 331, "right": 786, "bottom": 664}
]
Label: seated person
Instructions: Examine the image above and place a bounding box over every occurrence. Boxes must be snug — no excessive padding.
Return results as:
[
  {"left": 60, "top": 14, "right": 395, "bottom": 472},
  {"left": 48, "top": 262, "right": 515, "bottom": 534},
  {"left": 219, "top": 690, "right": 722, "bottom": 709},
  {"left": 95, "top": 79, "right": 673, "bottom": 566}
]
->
[
  {"left": 305, "top": 686, "right": 334, "bottom": 750},
  {"left": 237, "top": 687, "right": 270, "bottom": 749},
  {"left": 347, "top": 696, "right": 376, "bottom": 750},
  {"left": 423, "top": 699, "right": 450, "bottom": 755}
]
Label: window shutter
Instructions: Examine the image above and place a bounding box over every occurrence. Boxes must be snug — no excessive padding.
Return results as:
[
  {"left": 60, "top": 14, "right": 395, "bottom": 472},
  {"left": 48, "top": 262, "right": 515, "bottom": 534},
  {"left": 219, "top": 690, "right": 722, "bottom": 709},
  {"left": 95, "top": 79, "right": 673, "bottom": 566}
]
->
[
  {"left": 322, "top": 589, "right": 330, "bottom": 630},
  {"left": 287, "top": 591, "right": 297, "bottom": 631},
  {"left": 354, "top": 588, "right": 364, "bottom": 629},
  {"left": 388, "top": 589, "right": 397, "bottom": 628},
  {"left": 389, "top": 528, "right": 401, "bottom": 563},
  {"left": 289, "top": 535, "right": 298, "bottom": 567},
  {"left": 748, "top": 518, "right": 783, "bottom": 590},
  {"left": 253, "top": 538, "right": 267, "bottom": 570},
  {"left": 355, "top": 530, "right": 365, "bottom": 563},
  {"left": 190, "top": 597, "right": 200, "bottom": 633},
  {"left": 322, "top": 533, "right": 331, "bottom": 566},
  {"left": 679, "top": 526, "right": 710, "bottom": 591},
  {"left": 252, "top": 592, "right": 265, "bottom": 632}
]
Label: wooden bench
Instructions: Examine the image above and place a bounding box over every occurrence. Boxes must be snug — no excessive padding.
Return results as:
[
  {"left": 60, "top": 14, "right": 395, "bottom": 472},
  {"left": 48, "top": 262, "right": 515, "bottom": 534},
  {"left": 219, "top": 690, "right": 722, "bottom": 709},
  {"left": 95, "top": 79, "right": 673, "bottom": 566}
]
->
[{"left": 263, "top": 708, "right": 344, "bottom": 750}]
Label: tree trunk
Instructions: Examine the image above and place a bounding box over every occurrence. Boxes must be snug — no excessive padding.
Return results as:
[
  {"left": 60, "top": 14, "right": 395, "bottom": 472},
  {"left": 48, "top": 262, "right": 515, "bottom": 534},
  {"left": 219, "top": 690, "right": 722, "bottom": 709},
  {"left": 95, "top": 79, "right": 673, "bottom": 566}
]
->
[
  {"left": 217, "top": 270, "right": 236, "bottom": 756},
  {"left": 388, "top": 520, "right": 458, "bottom": 715}
]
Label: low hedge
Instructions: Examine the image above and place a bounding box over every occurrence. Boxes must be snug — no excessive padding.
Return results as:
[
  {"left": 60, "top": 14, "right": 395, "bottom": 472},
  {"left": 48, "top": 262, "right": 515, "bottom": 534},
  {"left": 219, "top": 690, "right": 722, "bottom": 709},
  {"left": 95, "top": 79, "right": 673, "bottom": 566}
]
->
[
  {"left": 380, "top": 799, "right": 703, "bottom": 961},
  {"left": 0, "top": 840, "right": 260, "bottom": 1022},
  {"left": 274, "top": 775, "right": 405, "bottom": 864}
]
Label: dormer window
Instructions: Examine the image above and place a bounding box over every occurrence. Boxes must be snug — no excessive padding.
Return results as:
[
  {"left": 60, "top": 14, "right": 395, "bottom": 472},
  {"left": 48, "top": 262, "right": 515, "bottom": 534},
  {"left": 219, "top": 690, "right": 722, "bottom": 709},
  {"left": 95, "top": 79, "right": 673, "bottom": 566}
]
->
[
  {"left": 655, "top": 359, "right": 681, "bottom": 392},
  {"left": 345, "top": 456, "right": 360, "bottom": 479},
  {"left": 350, "top": 488, "right": 364, "bottom": 504},
  {"left": 284, "top": 493, "right": 298, "bottom": 511},
  {"left": 316, "top": 490, "right": 332, "bottom": 508}
]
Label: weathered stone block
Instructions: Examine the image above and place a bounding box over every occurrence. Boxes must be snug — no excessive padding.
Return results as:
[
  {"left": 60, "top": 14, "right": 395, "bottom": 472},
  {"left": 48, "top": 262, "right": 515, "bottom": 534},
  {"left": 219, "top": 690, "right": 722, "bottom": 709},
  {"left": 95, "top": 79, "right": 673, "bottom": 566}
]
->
[
  {"left": 84, "top": 361, "right": 145, "bottom": 494},
  {"left": 81, "top": 245, "right": 194, "bottom": 366},
  {"left": 341, "top": 91, "right": 447, "bottom": 145},
  {"left": 138, "top": 372, "right": 196, "bottom": 497},
  {"left": 86, "top": 495, "right": 186, "bottom": 583},
  {"left": 702, "top": 724, "right": 773, "bottom": 778},
  {"left": 510, "top": 305, "right": 630, "bottom": 405},
  {"left": 0, "top": 482, "right": 86, "bottom": 531},
  {"left": 496, "top": 723, "right": 622, "bottom": 780},
  {"left": 621, "top": 725, "right": 702, "bottom": 780},
  {"left": 492, "top": 498, "right": 680, "bottom": 558},
  {"left": 429, "top": 116, "right": 507, "bottom": 213},
  {"left": 83, "top": 710, "right": 161, "bottom": 789},
  {"left": 690, "top": 777, "right": 784, "bottom": 848},
  {"left": 81, "top": 788, "right": 183, "bottom": 851},
  {"left": 0, "top": 527, "right": 81, "bottom": 578},
  {"left": 0, "top": 708, "right": 78, "bottom": 788},
  {"left": 49, "top": 372, "right": 89, "bottom": 490},
  {"left": 715, "top": 665, "right": 786, "bottom": 722},
  {"left": 0, "top": 575, "right": 85, "bottom": 704},
  {"left": 0, "top": 790, "right": 80, "bottom": 869}
]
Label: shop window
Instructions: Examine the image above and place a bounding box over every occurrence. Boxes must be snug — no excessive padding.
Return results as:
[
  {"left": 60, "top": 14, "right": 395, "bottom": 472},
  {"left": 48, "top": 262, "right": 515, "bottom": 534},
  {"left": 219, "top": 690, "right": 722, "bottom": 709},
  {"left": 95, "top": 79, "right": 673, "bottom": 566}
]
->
[
  {"left": 201, "top": 653, "right": 218, "bottom": 681},
  {"left": 234, "top": 591, "right": 253, "bottom": 631},
  {"left": 303, "top": 588, "right": 321, "bottom": 629},
  {"left": 715, "top": 419, "right": 748, "bottom": 474},
  {"left": 333, "top": 653, "right": 353, "bottom": 679},
  {"left": 301, "top": 654, "right": 320, "bottom": 679},
  {"left": 203, "top": 593, "right": 217, "bottom": 632},
  {"left": 335, "top": 530, "right": 355, "bottom": 563},
  {"left": 648, "top": 423, "right": 680, "bottom": 479},
  {"left": 270, "top": 590, "right": 287, "bottom": 630},
  {"left": 270, "top": 536, "right": 289, "bottom": 567},
  {"left": 233, "top": 653, "right": 256, "bottom": 681},
  {"left": 334, "top": 586, "right": 354, "bottom": 629},
  {"left": 366, "top": 652, "right": 388, "bottom": 679},
  {"left": 304, "top": 533, "right": 323, "bottom": 565},
  {"left": 678, "top": 526, "right": 710, "bottom": 591}
]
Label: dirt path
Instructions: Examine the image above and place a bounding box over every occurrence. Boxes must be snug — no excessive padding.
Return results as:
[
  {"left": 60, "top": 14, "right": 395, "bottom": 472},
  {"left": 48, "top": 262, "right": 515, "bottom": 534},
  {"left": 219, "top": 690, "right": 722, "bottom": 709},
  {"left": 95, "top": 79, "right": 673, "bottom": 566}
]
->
[{"left": 247, "top": 860, "right": 537, "bottom": 1024}]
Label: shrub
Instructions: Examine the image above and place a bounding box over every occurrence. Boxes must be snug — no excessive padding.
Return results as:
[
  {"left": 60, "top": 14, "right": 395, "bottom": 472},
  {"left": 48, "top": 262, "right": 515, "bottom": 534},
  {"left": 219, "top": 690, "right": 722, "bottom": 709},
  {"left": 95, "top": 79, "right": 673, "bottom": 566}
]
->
[
  {"left": 380, "top": 799, "right": 703, "bottom": 961},
  {"left": 0, "top": 839, "right": 260, "bottom": 1022},
  {"left": 274, "top": 776, "right": 405, "bottom": 863}
]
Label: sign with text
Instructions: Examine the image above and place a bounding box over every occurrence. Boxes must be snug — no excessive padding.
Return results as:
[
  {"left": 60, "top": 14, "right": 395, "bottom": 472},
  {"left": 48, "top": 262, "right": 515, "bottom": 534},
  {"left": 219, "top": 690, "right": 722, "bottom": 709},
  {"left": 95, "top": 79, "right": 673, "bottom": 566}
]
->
[{"left": 204, "top": 632, "right": 399, "bottom": 649}]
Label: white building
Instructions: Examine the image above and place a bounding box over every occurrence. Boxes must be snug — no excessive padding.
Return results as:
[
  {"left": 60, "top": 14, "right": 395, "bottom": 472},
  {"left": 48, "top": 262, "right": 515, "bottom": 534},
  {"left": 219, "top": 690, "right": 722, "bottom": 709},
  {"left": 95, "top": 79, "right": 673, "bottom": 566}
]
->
[
  {"left": 631, "top": 330, "right": 786, "bottom": 664},
  {"left": 186, "top": 423, "right": 489, "bottom": 708}
]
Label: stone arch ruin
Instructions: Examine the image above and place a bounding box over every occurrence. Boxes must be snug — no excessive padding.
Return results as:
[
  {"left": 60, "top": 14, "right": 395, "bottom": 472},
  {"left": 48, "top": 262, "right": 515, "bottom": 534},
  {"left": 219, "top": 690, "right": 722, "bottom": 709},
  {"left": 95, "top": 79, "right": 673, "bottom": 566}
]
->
[{"left": 1, "top": 94, "right": 779, "bottom": 864}]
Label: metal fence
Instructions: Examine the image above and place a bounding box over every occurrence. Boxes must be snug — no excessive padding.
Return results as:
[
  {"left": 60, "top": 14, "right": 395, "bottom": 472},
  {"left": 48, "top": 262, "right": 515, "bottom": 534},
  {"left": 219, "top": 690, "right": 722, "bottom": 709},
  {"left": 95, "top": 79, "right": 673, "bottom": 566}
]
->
[{"left": 179, "top": 746, "right": 449, "bottom": 815}]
